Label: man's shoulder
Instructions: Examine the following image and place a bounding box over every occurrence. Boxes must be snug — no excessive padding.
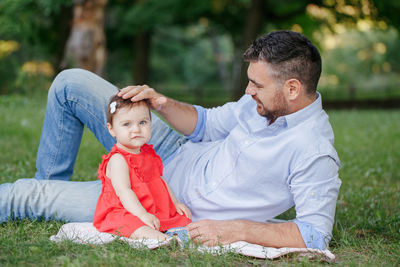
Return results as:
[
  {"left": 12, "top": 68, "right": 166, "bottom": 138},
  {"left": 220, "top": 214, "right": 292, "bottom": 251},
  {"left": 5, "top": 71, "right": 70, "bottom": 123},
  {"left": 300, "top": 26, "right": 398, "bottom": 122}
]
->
[{"left": 290, "top": 112, "right": 339, "bottom": 162}]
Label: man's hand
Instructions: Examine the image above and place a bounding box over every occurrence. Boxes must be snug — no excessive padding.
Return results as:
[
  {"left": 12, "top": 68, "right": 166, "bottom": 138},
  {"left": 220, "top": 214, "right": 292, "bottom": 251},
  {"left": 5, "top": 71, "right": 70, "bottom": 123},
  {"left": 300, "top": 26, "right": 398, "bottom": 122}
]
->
[
  {"left": 138, "top": 212, "right": 160, "bottom": 230},
  {"left": 118, "top": 85, "right": 167, "bottom": 111},
  {"left": 175, "top": 202, "right": 192, "bottom": 220},
  {"left": 187, "top": 219, "right": 244, "bottom": 247}
]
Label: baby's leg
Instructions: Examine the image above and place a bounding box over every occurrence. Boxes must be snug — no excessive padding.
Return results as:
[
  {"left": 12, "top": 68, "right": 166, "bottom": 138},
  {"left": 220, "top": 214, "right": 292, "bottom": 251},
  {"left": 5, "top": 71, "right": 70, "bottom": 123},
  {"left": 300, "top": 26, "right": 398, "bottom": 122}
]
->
[{"left": 130, "top": 226, "right": 169, "bottom": 241}]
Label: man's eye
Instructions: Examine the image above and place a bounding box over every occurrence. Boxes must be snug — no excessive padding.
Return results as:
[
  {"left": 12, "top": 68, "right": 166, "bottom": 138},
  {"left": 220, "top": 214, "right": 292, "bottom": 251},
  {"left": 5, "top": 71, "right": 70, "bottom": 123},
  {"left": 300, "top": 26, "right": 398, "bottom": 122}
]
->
[
  {"left": 253, "top": 83, "right": 262, "bottom": 89},
  {"left": 250, "top": 81, "right": 262, "bottom": 89}
]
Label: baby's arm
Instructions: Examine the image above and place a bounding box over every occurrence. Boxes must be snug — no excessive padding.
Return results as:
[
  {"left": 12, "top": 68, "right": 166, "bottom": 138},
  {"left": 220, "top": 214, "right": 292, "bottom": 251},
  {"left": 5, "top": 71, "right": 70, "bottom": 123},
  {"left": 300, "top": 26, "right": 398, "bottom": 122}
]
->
[
  {"left": 107, "top": 153, "right": 160, "bottom": 230},
  {"left": 162, "top": 177, "right": 192, "bottom": 219}
]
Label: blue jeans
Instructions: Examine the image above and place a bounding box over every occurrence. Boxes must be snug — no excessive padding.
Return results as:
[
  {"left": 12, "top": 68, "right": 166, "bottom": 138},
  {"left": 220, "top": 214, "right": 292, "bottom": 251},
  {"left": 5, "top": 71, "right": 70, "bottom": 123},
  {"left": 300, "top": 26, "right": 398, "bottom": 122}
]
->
[{"left": 0, "top": 69, "right": 185, "bottom": 223}]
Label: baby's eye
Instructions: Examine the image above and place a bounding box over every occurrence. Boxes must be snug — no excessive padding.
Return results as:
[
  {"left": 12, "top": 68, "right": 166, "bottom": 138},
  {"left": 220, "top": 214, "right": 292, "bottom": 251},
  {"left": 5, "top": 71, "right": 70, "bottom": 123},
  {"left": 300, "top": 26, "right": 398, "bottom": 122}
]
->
[
  {"left": 139, "top": 120, "right": 147, "bottom": 125},
  {"left": 123, "top": 122, "right": 130, "bottom": 127}
]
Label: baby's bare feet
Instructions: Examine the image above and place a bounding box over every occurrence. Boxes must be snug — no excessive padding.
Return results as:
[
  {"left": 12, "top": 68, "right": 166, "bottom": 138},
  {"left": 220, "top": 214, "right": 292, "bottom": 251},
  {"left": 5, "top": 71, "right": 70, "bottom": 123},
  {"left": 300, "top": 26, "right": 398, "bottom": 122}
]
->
[{"left": 130, "top": 226, "right": 169, "bottom": 241}]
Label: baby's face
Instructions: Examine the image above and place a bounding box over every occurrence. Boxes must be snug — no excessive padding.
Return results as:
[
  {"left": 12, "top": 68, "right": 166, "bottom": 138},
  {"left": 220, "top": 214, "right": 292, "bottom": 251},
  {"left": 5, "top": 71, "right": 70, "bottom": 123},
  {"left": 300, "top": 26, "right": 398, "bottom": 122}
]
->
[{"left": 108, "top": 104, "right": 151, "bottom": 154}]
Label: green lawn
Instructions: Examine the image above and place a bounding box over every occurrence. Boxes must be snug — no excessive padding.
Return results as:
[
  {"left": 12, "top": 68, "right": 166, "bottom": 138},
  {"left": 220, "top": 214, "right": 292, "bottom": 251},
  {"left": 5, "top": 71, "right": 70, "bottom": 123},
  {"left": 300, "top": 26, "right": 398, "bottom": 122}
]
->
[{"left": 0, "top": 94, "right": 399, "bottom": 266}]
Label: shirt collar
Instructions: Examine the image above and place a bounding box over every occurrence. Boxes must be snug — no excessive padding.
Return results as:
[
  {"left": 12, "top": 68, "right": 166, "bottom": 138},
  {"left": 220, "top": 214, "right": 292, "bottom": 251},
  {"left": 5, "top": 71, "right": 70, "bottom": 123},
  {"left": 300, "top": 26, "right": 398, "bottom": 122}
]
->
[
  {"left": 282, "top": 92, "right": 322, "bottom": 129},
  {"left": 240, "top": 93, "right": 322, "bottom": 133}
]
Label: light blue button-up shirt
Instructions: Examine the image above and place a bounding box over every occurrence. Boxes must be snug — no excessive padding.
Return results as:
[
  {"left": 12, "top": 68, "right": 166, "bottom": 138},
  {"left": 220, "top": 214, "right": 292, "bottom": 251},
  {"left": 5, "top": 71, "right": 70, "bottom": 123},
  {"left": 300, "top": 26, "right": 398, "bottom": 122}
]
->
[{"left": 164, "top": 93, "right": 341, "bottom": 249}]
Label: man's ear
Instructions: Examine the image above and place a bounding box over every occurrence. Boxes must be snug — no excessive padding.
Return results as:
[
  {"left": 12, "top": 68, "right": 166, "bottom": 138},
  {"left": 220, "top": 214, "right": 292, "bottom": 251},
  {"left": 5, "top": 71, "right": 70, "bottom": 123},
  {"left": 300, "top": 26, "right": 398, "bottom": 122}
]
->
[
  {"left": 284, "top": 79, "right": 301, "bottom": 101},
  {"left": 107, "top": 123, "right": 115, "bottom": 138}
]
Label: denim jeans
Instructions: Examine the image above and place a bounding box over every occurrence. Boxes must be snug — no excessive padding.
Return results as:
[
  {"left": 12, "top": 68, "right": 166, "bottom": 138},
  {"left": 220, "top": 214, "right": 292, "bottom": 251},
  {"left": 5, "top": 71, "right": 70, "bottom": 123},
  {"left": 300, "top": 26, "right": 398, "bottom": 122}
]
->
[{"left": 0, "top": 69, "right": 185, "bottom": 223}]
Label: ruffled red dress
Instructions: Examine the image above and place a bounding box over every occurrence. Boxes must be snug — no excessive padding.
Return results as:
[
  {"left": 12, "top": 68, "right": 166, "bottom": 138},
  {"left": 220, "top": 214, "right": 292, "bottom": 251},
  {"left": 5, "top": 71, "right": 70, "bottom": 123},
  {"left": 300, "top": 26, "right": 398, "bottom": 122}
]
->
[{"left": 93, "top": 144, "right": 191, "bottom": 237}]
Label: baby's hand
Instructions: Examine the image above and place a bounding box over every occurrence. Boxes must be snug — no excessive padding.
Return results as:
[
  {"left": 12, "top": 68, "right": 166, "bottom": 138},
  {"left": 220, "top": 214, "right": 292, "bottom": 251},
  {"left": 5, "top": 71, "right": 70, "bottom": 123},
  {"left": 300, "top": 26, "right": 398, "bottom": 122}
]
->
[
  {"left": 139, "top": 213, "right": 160, "bottom": 230},
  {"left": 175, "top": 203, "right": 192, "bottom": 219}
]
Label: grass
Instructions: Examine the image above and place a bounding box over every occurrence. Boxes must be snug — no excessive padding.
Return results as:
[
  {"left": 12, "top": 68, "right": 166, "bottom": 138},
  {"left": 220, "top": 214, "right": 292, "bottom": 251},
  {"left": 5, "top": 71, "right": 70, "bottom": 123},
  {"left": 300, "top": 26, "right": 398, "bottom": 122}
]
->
[{"left": 1, "top": 93, "right": 399, "bottom": 266}]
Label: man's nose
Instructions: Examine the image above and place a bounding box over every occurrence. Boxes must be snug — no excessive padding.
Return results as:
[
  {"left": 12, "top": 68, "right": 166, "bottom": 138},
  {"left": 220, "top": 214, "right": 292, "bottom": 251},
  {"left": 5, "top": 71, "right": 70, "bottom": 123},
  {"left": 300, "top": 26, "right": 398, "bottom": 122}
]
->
[{"left": 245, "top": 85, "right": 256, "bottom": 95}]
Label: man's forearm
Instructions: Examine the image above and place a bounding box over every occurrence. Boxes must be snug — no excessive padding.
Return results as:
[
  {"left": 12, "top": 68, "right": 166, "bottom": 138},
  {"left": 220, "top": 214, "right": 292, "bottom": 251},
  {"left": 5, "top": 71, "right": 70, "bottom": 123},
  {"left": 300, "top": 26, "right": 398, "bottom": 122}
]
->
[
  {"left": 157, "top": 97, "right": 198, "bottom": 136},
  {"left": 187, "top": 219, "right": 306, "bottom": 248},
  {"left": 237, "top": 220, "right": 306, "bottom": 248}
]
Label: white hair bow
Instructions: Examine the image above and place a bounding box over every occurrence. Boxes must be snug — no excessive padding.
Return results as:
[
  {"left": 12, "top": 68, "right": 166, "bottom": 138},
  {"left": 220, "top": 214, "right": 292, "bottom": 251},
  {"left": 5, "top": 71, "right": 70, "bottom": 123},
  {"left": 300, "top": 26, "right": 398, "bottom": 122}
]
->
[{"left": 110, "top": 101, "right": 117, "bottom": 114}]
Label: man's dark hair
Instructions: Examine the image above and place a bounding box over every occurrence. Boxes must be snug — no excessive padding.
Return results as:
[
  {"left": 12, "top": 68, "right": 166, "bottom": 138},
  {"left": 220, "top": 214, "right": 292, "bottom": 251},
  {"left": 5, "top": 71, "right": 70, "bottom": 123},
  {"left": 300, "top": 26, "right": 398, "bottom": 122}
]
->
[{"left": 243, "top": 30, "right": 322, "bottom": 94}]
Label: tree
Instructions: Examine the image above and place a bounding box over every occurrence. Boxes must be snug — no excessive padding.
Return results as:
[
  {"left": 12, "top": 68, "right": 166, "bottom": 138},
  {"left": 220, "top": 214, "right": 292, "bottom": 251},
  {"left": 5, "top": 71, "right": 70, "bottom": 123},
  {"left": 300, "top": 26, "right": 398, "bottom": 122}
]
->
[
  {"left": 107, "top": 0, "right": 211, "bottom": 84},
  {"left": 61, "top": 0, "right": 108, "bottom": 75}
]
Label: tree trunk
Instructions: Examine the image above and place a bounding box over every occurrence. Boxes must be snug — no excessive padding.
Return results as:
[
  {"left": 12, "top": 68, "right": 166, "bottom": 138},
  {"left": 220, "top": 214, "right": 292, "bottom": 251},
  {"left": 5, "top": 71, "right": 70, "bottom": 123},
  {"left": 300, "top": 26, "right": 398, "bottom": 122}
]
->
[
  {"left": 61, "top": 0, "right": 108, "bottom": 76},
  {"left": 133, "top": 31, "right": 151, "bottom": 85},
  {"left": 232, "top": 0, "right": 264, "bottom": 101}
]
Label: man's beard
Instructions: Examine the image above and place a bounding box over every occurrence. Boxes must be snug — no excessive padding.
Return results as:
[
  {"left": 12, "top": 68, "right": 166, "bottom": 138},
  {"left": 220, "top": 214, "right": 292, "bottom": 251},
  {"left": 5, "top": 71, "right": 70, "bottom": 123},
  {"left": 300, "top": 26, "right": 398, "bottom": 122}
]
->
[{"left": 255, "top": 90, "right": 289, "bottom": 124}]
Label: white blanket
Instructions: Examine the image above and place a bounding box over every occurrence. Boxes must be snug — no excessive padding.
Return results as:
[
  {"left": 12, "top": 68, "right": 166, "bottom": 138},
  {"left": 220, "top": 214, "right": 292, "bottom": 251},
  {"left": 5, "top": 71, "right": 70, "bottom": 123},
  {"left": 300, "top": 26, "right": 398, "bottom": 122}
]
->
[{"left": 50, "top": 222, "right": 335, "bottom": 262}]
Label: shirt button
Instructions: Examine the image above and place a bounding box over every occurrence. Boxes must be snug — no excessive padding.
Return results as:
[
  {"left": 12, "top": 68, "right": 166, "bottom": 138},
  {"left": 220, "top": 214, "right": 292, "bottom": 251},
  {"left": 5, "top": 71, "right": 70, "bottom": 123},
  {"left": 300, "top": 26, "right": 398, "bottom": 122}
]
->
[
  {"left": 310, "top": 192, "right": 315, "bottom": 196},
  {"left": 244, "top": 140, "right": 249, "bottom": 145}
]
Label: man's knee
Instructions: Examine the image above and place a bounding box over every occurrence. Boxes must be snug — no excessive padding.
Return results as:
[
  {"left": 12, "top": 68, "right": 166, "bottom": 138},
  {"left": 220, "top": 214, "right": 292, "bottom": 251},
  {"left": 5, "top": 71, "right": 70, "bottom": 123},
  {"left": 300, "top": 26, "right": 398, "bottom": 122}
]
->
[
  {"left": 55, "top": 68, "right": 91, "bottom": 82},
  {"left": 49, "top": 68, "right": 94, "bottom": 98}
]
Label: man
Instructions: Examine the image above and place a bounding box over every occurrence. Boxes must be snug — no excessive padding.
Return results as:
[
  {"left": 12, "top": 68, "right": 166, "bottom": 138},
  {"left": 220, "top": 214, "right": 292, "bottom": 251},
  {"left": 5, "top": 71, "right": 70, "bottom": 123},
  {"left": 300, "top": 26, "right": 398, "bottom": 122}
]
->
[{"left": 0, "top": 31, "right": 341, "bottom": 249}]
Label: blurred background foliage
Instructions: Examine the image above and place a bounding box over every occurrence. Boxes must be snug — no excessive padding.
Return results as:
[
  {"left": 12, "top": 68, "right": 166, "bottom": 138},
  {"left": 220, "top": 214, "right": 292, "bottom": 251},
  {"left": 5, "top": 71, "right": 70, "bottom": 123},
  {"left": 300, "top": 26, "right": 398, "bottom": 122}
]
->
[{"left": 0, "top": 0, "right": 399, "bottom": 106}]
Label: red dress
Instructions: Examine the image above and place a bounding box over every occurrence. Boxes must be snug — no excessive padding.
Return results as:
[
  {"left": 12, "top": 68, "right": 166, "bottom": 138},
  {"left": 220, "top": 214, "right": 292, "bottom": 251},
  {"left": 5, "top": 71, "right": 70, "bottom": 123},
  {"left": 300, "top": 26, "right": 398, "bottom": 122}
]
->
[{"left": 93, "top": 144, "right": 191, "bottom": 237}]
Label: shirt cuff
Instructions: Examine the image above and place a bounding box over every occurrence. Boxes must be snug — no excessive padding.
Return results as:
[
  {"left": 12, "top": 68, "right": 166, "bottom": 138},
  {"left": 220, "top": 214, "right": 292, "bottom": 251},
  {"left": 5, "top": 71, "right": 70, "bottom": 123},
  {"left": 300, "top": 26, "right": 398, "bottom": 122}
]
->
[
  {"left": 293, "top": 219, "right": 329, "bottom": 250},
  {"left": 185, "top": 105, "right": 206, "bottom": 143}
]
